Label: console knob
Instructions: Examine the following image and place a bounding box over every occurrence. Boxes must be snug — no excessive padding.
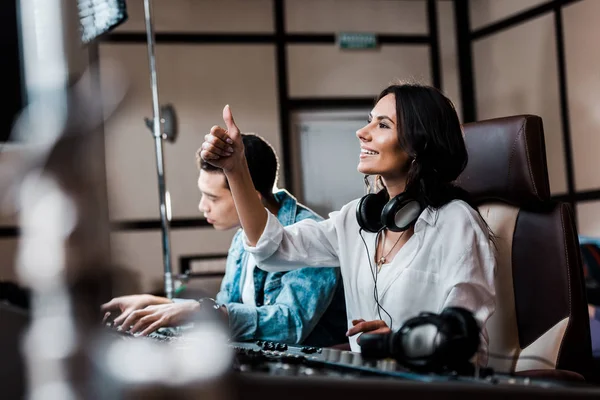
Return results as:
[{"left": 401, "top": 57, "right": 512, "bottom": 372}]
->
[
  {"left": 327, "top": 349, "right": 341, "bottom": 362},
  {"left": 339, "top": 351, "right": 353, "bottom": 364}
]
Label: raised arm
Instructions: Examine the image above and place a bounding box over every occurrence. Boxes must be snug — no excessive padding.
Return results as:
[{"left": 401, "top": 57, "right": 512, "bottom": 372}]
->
[
  {"left": 199, "top": 105, "right": 267, "bottom": 245},
  {"left": 201, "top": 106, "right": 341, "bottom": 268}
]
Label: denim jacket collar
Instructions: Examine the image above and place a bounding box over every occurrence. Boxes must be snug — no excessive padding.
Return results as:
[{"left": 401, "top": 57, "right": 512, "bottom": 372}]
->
[{"left": 274, "top": 189, "right": 298, "bottom": 226}]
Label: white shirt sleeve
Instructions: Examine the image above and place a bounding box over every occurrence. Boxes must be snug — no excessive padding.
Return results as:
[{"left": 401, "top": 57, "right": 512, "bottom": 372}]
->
[{"left": 243, "top": 209, "right": 342, "bottom": 272}]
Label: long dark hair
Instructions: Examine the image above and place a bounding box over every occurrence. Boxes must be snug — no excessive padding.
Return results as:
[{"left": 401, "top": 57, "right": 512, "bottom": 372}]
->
[{"left": 377, "top": 83, "right": 473, "bottom": 210}]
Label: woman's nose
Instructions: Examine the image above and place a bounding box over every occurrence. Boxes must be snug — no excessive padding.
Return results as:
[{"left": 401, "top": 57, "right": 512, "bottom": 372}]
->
[{"left": 356, "top": 124, "right": 370, "bottom": 142}]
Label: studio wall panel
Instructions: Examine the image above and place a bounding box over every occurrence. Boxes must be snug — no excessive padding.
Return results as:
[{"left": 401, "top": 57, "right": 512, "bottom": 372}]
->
[
  {"left": 287, "top": 45, "right": 431, "bottom": 98},
  {"left": 577, "top": 201, "right": 600, "bottom": 238},
  {"left": 563, "top": 0, "right": 600, "bottom": 192},
  {"left": 437, "top": 0, "right": 462, "bottom": 120},
  {"left": 473, "top": 14, "right": 568, "bottom": 195},
  {"left": 285, "top": 0, "right": 427, "bottom": 34},
  {"left": 115, "top": 0, "right": 274, "bottom": 33},
  {"left": 110, "top": 228, "right": 235, "bottom": 294},
  {"left": 470, "top": 0, "right": 548, "bottom": 30},
  {"left": 100, "top": 44, "right": 280, "bottom": 222}
]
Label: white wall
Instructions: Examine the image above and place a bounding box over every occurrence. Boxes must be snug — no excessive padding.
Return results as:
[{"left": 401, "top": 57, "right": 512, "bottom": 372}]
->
[
  {"left": 470, "top": 0, "right": 548, "bottom": 30},
  {"left": 562, "top": 0, "right": 600, "bottom": 236},
  {"left": 101, "top": 44, "right": 280, "bottom": 221},
  {"left": 288, "top": 45, "right": 431, "bottom": 97},
  {"left": 438, "top": 0, "right": 462, "bottom": 120},
  {"left": 472, "top": 13, "right": 567, "bottom": 195},
  {"left": 285, "top": 0, "right": 428, "bottom": 34},
  {"left": 469, "top": 0, "right": 600, "bottom": 236},
  {"left": 115, "top": 0, "right": 274, "bottom": 33},
  {"left": 563, "top": 0, "right": 600, "bottom": 193}
]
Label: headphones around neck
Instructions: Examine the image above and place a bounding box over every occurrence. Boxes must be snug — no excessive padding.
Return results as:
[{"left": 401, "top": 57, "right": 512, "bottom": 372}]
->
[{"left": 356, "top": 188, "right": 423, "bottom": 233}]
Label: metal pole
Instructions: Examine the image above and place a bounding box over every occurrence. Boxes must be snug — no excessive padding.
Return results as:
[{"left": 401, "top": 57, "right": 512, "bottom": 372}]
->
[{"left": 143, "top": 0, "right": 174, "bottom": 299}]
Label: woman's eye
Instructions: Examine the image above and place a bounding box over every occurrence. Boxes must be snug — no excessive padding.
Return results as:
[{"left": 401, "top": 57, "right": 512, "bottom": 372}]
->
[{"left": 379, "top": 123, "right": 389, "bottom": 129}]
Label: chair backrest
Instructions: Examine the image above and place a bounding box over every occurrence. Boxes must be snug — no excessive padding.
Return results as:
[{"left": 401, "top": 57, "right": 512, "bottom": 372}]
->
[{"left": 457, "top": 115, "right": 592, "bottom": 378}]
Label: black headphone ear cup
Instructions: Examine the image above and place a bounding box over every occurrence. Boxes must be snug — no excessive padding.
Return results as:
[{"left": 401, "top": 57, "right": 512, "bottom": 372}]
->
[
  {"left": 381, "top": 193, "right": 422, "bottom": 232},
  {"left": 356, "top": 191, "right": 388, "bottom": 233},
  {"left": 439, "top": 307, "right": 481, "bottom": 362}
]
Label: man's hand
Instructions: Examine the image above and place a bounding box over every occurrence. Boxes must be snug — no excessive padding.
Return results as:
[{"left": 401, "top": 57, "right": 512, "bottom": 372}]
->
[
  {"left": 200, "top": 105, "right": 245, "bottom": 172},
  {"left": 346, "top": 319, "right": 391, "bottom": 344},
  {"left": 120, "top": 302, "right": 204, "bottom": 336},
  {"left": 101, "top": 294, "right": 172, "bottom": 328}
]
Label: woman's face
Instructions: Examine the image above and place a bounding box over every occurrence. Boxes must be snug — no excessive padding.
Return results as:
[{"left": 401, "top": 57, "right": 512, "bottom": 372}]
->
[{"left": 356, "top": 93, "right": 411, "bottom": 179}]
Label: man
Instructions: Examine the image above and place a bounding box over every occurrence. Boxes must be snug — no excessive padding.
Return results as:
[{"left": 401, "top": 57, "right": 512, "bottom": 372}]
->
[{"left": 102, "top": 133, "right": 347, "bottom": 347}]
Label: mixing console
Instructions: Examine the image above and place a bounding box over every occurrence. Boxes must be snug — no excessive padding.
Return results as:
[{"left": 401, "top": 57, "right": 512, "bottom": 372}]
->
[
  {"left": 103, "top": 325, "right": 578, "bottom": 389},
  {"left": 230, "top": 340, "right": 576, "bottom": 388}
]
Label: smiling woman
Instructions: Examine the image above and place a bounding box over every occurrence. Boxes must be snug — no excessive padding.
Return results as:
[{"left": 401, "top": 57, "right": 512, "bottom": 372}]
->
[
  {"left": 199, "top": 83, "right": 497, "bottom": 363},
  {"left": 357, "top": 94, "right": 411, "bottom": 181}
]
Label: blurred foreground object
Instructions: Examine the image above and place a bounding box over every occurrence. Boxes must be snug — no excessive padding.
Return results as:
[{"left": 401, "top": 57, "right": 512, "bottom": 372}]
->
[{"left": 12, "top": 0, "right": 232, "bottom": 399}]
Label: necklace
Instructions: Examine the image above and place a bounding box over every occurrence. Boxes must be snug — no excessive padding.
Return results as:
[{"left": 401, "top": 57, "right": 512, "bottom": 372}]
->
[{"left": 376, "top": 229, "right": 405, "bottom": 273}]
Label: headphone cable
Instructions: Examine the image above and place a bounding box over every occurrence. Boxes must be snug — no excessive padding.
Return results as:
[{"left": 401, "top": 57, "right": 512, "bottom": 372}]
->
[{"left": 359, "top": 227, "right": 393, "bottom": 331}]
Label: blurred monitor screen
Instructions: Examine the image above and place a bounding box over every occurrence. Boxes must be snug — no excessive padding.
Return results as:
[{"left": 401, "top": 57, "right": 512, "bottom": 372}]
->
[{"left": 78, "top": 0, "right": 128, "bottom": 43}]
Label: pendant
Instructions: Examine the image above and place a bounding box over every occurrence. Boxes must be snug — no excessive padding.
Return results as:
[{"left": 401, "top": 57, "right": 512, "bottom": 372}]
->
[{"left": 377, "top": 257, "right": 386, "bottom": 272}]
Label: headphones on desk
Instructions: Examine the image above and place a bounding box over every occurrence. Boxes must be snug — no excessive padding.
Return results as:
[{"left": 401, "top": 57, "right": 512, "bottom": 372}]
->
[
  {"left": 356, "top": 177, "right": 424, "bottom": 232},
  {"left": 360, "top": 307, "right": 481, "bottom": 373},
  {"left": 396, "top": 307, "right": 481, "bottom": 372}
]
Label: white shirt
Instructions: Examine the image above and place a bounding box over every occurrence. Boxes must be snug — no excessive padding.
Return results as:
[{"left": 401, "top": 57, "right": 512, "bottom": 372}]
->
[
  {"left": 240, "top": 254, "right": 256, "bottom": 306},
  {"left": 244, "top": 199, "right": 496, "bottom": 362}
]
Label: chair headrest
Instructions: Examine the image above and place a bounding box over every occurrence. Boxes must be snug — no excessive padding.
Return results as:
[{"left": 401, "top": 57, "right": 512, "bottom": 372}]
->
[{"left": 457, "top": 115, "right": 551, "bottom": 206}]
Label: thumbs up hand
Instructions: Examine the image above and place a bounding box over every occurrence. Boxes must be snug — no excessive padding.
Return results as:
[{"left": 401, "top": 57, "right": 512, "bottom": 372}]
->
[{"left": 200, "top": 104, "right": 245, "bottom": 172}]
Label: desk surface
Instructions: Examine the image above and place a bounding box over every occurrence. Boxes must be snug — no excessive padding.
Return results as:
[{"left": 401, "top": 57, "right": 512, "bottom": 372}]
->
[{"left": 234, "top": 373, "right": 600, "bottom": 399}]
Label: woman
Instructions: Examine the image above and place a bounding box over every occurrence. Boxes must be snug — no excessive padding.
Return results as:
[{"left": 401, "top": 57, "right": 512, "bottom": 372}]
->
[{"left": 200, "top": 83, "right": 496, "bottom": 363}]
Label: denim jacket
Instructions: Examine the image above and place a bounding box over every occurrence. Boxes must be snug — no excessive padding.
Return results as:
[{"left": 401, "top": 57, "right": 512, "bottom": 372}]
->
[{"left": 215, "top": 190, "right": 347, "bottom": 347}]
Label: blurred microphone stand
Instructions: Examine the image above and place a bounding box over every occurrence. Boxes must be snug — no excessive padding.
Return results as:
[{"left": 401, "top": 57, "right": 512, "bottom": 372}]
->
[{"left": 142, "top": 0, "right": 176, "bottom": 300}]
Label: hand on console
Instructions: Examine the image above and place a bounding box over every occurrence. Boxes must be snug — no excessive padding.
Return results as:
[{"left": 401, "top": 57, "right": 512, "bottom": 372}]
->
[
  {"left": 117, "top": 301, "right": 229, "bottom": 336},
  {"left": 101, "top": 294, "right": 172, "bottom": 329},
  {"left": 346, "top": 319, "right": 391, "bottom": 344}
]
